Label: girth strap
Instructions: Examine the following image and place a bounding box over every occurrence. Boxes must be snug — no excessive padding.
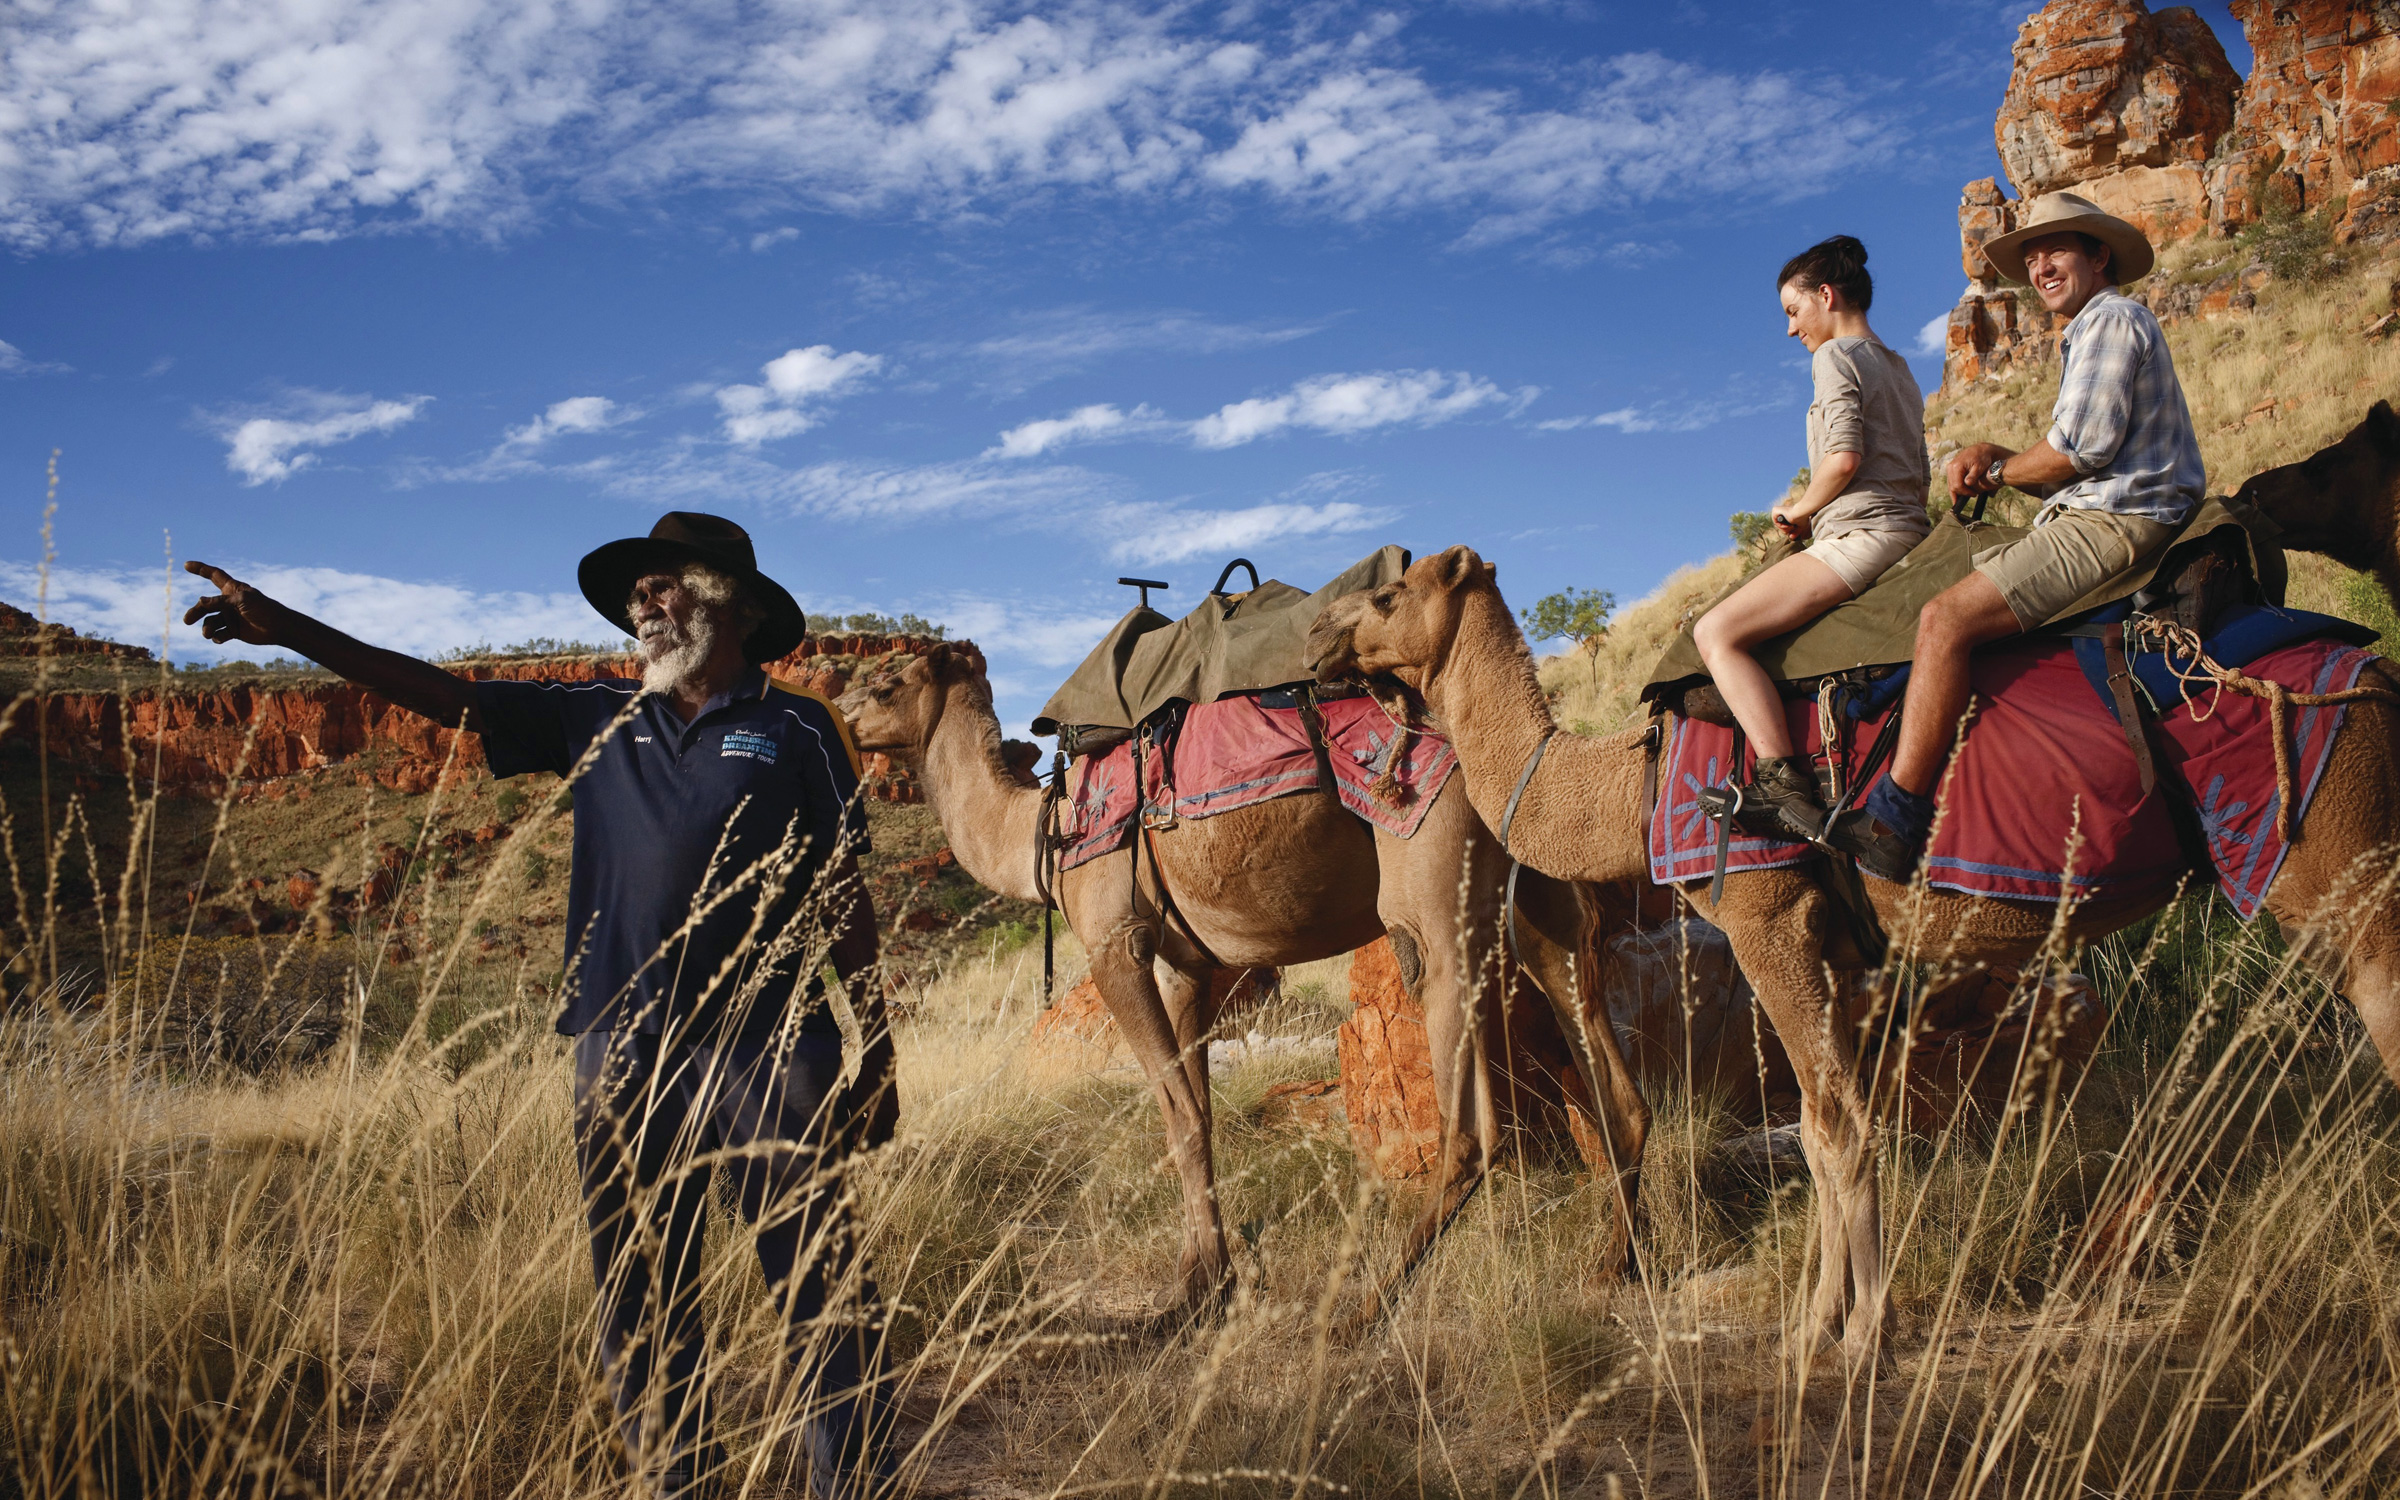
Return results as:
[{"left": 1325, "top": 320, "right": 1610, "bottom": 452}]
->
[{"left": 2101, "top": 621, "right": 2160, "bottom": 795}]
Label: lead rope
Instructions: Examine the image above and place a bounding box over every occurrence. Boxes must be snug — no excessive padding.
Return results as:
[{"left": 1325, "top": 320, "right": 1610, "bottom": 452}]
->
[{"left": 1035, "top": 751, "right": 1066, "bottom": 1007}]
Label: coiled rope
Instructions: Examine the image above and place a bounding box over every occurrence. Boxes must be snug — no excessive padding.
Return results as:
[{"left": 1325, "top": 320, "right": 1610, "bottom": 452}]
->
[{"left": 2127, "top": 614, "right": 2398, "bottom": 843}]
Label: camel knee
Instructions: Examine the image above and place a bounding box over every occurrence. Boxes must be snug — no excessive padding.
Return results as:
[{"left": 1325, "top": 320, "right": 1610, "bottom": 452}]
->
[{"left": 1386, "top": 925, "right": 1425, "bottom": 998}]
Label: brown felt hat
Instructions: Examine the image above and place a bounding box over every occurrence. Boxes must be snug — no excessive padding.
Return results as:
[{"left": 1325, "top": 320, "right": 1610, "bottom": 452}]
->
[
  {"left": 578, "top": 512, "right": 806, "bottom": 665},
  {"left": 1981, "top": 191, "right": 2155, "bottom": 286}
]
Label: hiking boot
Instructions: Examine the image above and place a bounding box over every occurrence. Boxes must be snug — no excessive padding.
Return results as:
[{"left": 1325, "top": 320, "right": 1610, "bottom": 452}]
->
[
  {"left": 1823, "top": 806, "right": 1922, "bottom": 883},
  {"left": 1697, "top": 755, "right": 1825, "bottom": 843}
]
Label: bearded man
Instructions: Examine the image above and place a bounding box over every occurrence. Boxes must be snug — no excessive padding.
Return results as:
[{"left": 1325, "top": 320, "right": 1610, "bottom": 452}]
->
[{"left": 184, "top": 512, "right": 898, "bottom": 1499}]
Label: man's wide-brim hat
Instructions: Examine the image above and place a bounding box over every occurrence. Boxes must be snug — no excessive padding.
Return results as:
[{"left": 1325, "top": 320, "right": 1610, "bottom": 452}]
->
[
  {"left": 1981, "top": 190, "right": 2156, "bottom": 286},
  {"left": 578, "top": 511, "right": 806, "bottom": 665}
]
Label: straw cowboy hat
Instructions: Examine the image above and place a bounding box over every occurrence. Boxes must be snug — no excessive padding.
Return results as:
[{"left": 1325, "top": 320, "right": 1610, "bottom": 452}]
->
[
  {"left": 578, "top": 511, "right": 808, "bottom": 664},
  {"left": 1980, "top": 190, "right": 2155, "bottom": 286}
]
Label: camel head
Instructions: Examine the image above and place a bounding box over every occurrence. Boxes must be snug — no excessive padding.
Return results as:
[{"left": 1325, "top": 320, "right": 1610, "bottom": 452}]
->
[
  {"left": 835, "top": 642, "right": 989, "bottom": 760},
  {"left": 1307, "top": 544, "right": 1499, "bottom": 692},
  {"left": 2234, "top": 399, "right": 2400, "bottom": 579}
]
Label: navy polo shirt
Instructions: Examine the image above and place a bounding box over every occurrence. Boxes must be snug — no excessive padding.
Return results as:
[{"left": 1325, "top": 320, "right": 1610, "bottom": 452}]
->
[{"left": 472, "top": 668, "right": 870, "bottom": 1040}]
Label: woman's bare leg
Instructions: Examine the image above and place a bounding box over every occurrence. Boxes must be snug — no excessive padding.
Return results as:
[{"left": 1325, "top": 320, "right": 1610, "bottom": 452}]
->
[{"left": 1690, "top": 550, "right": 1854, "bottom": 757}]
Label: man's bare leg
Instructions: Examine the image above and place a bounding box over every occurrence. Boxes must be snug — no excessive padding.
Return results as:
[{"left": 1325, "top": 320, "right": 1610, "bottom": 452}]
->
[
  {"left": 1888, "top": 571, "right": 2022, "bottom": 795},
  {"left": 1827, "top": 569, "right": 2023, "bottom": 879}
]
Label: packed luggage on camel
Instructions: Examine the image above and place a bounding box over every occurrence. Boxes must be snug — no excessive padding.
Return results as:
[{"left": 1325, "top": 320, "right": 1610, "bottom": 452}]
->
[{"left": 1301, "top": 194, "right": 2400, "bottom": 1365}]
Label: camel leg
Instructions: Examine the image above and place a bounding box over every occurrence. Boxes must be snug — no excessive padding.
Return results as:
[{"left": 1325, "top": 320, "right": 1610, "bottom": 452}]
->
[
  {"left": 1698, "top": 871, "right": 1884, "bottom": 1354},
  {"left": 1070, "top": 885, "right": 1231, "bottom": 1315},
  {"left": 1510, "top": 870, "right": 1650, "bottom": 1279},
  {"left": 1376, "top": 918, "right": 1499, "bottom": 1306},
  {"left": 2264, "top": 694, "right": 2400, "bottom": 1088}
]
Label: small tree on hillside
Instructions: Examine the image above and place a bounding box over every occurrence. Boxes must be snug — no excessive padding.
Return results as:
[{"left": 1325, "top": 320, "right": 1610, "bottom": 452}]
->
[{"left": 1522, "top": 587, "right": 1616, "bottom": 684}]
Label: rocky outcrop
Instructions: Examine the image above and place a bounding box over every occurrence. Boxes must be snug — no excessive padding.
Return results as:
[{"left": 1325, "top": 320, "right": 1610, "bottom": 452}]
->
[
  {"left": 1021, "top": 967, "right": 1278, "bottom": 1072},
  {"left": 1996, "top": 0, "right": 2237, "bottom": 234},
  {"left": 2211, "top": 1, "right": 2400, "bottom": 242},
  {"left": 1337, "top": 936, "right": 1613, "bottom": 1179},
  {"left": 0, "top": 601, "right": 153, "bottom": 662},
  {"left": 4, "top": 630, "right": 954, "bottom": 798}
]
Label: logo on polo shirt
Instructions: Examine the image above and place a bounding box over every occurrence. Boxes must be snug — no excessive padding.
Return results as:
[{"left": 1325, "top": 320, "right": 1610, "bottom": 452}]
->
[{"left": 721, "top": 730, "right": 779, "bottom": 763}]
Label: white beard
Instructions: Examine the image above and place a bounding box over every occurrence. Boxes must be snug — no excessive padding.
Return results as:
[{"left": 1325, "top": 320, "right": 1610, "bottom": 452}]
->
[{"left": 638, "top": 608, "right": 720, "bottom": 697}]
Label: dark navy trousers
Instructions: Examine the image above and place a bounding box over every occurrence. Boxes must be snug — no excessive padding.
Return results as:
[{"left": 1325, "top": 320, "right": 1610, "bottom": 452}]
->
[{"left": 573, "top": 1029, "right": 886, "bottom": 1496}]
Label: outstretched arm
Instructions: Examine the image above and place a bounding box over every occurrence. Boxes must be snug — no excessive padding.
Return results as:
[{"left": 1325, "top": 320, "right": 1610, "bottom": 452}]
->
[{"left": 182, "top": 560, "right": 482, "bottom": 733}]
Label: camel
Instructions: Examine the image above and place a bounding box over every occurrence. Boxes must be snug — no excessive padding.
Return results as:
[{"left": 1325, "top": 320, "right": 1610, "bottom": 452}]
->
[
  {"left": 836, "top": 643, "right": 1652, "bottom": 1315},
  {"left": 1306, "top": 499, "right": 2400, "bottom": 1354}
]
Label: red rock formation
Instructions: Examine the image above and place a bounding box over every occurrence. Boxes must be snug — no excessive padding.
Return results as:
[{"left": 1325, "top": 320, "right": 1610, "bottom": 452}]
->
[
  {"left": 3, "top": 631, "right": 956, "bottom": 798},
  {"left": 1336, "top": 936, "right": 1613, "bottom": 1180},
  {"left": 1996, "top": 0, "right": 2237, "bottom": 236},
  {"left": 2210, "top": 1, "right": 2400, "bottom": 241},
  {"left": 1022, "top": 966, "right": 1280, "bottom": 1069}
]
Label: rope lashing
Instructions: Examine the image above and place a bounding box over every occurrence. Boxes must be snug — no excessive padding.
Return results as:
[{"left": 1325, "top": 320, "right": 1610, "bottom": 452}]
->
[
  {"left": 1366, "top": 684, "right": 1418, "bottom": 807},
  {"left": 2126, "top": 614, "right": 2398, "bottom": 843}
]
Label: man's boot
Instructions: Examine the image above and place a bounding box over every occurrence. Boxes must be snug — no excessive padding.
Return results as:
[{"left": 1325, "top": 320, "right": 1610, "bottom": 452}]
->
[{"left": 1823, "top": 775, "right": 1933, "bottom": 883}]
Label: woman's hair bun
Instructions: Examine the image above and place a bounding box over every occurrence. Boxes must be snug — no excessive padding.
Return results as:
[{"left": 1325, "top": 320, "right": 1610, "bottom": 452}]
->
[{"left": 1779, "top": 234, "right": 1874, "bottom": 312}]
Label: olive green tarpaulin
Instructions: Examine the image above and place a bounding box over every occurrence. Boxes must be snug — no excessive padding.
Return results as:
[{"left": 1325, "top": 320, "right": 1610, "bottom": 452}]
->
[
  {"left": 1032, "top": 545, "right": 1413, "bottom": 735},
  {"left": 1641, "top": 496, "right": 2285, "bottom": 705}
]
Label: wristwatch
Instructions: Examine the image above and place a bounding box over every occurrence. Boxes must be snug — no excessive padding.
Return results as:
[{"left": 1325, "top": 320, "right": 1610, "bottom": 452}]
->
[{"left": 1984, "top": 457, "right": 2008, "bottom": 489}]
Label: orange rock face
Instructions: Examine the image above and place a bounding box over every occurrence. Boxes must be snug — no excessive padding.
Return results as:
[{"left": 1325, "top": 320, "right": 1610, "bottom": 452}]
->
[
  {"left": 2212, "top": 0, "right": 2400, "bottom": 240},
  {"left": 1995, "top": 0, "right": 2237, "bottom": 205},
  {"left": 7, "top": 634, "right": 955, "bottom": 799},
  {"left": 1336, "top": 936, "right": 1612, "bottom": 1180}
]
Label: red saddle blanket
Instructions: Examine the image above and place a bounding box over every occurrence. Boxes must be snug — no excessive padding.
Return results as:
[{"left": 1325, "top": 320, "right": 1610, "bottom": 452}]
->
[
  {"left": 1061, "top": 692, "right": 1457, "bottom": 871},
  {"left": 1648, "top": 635, "right": 2376, "bottom": 919}
]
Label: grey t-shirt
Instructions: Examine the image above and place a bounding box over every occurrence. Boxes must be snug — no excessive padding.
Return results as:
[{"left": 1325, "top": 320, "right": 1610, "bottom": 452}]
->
[{"left": 1806, "top": 336, "right": 1931, "bottom": 544}]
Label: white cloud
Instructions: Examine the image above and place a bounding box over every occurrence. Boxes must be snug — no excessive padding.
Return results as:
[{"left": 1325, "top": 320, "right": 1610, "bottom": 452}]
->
[
  {"left": 1533, "top": 385, "right": 1788, "bottom": 435},
  {"left": 749, "top": 226, "right": 800, "bottom": 251},
  {"left": 1098, "top": 498, "right": 1388, "bottom": 565},
  {"left": 608, "top": 449, "right": 1123, "bottom": 524},
  {"left": 215, "top": 393, "right": 430, "bottom": 484},
  {"left": 502, "top": 394, "right": 628, "bottom": 450},
  {"left": 0, "top": 339, "right": 68, "bottom": 375},
  {"left": 1189, "top": 369, "right": 1515, "bottom": 448},
  {"left": 0, "top": 560, "right": 608, "bottom": 664},
  {"left": 715, "top": 345, "right": 883, "bottom": 445},
  {"left": 1916, "top": 310, "right": 1951, "bottom": 357},
  {"left": 987, "top": 402, "right": 1162, "bottom": 458},
  {"left": 966, "top": 307, "right": 1324, "bottom": 390},
  {"left": 2, "top": 4, "right": 1899, "bottom": 251}
]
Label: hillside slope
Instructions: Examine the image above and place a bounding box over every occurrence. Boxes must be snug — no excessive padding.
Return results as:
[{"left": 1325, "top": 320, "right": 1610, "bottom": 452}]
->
[{"left": 1541, "top": 241, "right": 2400, "bottom": 736}]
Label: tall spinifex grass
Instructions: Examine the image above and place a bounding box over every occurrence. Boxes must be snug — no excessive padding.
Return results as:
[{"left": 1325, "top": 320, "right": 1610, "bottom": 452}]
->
[{"left": 9, "top": 554, "right": 2400, "bottom": 1496}]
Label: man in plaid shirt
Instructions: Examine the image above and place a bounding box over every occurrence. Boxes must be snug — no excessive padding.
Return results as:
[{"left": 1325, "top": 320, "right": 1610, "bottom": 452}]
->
[{"left": 1828, "top": 191, "right": 2205, "bottom": 881}]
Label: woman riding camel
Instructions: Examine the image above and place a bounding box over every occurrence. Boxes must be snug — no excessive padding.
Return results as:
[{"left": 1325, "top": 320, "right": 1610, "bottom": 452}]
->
[{"left": 1690, "top": 235, "right": 1930, "bottom": 839}]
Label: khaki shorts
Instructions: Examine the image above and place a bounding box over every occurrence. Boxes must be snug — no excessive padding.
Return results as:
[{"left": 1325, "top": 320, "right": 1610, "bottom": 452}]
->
[
  {"left": 1807, "top": 525, "right": 1925, "bottom": 595},
  {"left": 1973, "top": 506, "right": 2179, "bottom": 629}
]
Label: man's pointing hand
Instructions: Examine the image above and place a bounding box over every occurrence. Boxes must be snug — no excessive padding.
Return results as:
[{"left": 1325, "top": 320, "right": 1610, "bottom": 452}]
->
[{"left": 182, "top": 561, "right": 287, "bottom": 647}]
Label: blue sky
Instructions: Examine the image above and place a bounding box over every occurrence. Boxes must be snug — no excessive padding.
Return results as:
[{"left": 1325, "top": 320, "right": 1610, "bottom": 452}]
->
[{"left": 1, "top": 0, "right": 2250, "bottom": 734}]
